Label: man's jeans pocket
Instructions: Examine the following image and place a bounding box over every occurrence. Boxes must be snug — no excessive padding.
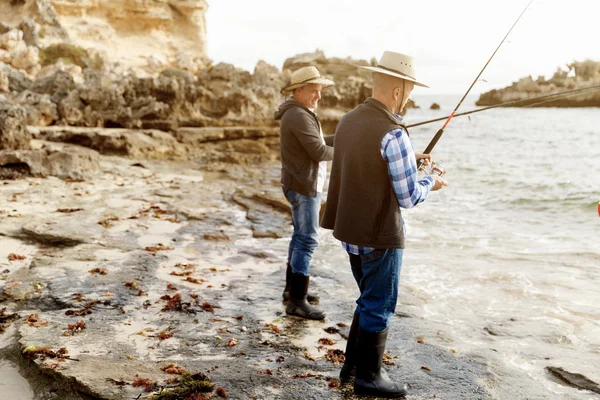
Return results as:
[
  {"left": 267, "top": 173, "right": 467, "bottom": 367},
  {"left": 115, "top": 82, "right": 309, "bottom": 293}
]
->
[
  {"left": 362, "top": 249, "right": 386, "bottom": 263},
  {"left": 282, "top": 186, "right": 298, "bottom": 206}
]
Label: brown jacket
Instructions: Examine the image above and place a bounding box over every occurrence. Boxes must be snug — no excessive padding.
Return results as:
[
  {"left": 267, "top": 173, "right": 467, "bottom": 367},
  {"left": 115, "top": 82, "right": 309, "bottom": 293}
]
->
[{"left": 275, "top": 99, "right": 334, "bottom": 197}]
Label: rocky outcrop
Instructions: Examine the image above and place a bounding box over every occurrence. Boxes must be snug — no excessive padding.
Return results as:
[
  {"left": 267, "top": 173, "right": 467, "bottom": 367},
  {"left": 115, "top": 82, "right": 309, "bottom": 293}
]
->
[
  {"left": 476, "top": 60, "right": 600, "bottom": 107},
  {"left": 546, "top": 367, "right": 600, "bottom": 394},
  {"left": 28, "top": 126, "right": 187, "bottom": 160},
  {"left": 0, "top": 3, "right": 420, "bottom": 152},
  {"left": 2, "top": 49, "right": 398, "bottom": 133},
  {"left": 0, "top": 103, "right": 31, "bottom": 150},
  {"left": 0, "top": 0, "right": 208, "bottom": 72},
  {"left": 1, "top": 56, "right": 285, "bottom": 129},
  {"left": 0, "top": 61, "right": 33, "bottom": 92},
  {"left": 0, "top": 142, "right": 99, "bottom": 180}
]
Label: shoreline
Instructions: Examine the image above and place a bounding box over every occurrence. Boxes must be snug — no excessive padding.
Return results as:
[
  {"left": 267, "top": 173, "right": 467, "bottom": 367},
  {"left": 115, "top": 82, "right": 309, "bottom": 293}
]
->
[
  {"left": 1, "top": 151, "right": 496, "bottom": 400},
  {"left": 1, "top": 131, "right": 598, "bottom": 399}
]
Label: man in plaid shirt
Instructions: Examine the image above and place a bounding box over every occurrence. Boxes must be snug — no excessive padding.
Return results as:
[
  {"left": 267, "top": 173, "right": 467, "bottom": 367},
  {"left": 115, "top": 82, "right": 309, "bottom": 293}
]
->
[{"left": 321, "top": 51, "right": 447, "bottom": 398}]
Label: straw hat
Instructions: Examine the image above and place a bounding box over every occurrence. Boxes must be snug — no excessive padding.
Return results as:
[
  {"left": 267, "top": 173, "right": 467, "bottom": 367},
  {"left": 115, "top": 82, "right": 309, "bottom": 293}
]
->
[
  {"left": 281, "top": 66, "right": 335, "bottom": 94},
  {"left": 360, "top": 51, "right": 429, "bottom": 88}
]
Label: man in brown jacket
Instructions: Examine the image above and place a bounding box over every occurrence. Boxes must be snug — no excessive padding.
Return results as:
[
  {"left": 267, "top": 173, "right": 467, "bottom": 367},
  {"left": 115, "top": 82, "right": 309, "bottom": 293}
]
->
[
  {"left": 274, "top": 66, "right": 334, "bottom": 320},
  {"left": 321, "top": 51, "right": 447, "bottom": 397}
]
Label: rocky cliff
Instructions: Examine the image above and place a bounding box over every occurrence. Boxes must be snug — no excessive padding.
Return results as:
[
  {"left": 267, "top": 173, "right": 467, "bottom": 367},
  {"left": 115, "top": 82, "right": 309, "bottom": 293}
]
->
[
  {"left": 0, "top": 2, "right": 406, "bottom": 176},
  {"left": 476, "top": 60, "right": 600, "bottom": 107},
  {"left": 0, "top": 0, "right": 209, "bottom": 74}
]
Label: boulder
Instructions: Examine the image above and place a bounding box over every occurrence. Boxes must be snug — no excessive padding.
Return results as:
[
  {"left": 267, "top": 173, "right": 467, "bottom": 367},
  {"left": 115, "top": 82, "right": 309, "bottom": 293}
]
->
[
  {"left": 14, "top": 90, "right": 59, "bottom": 126},
  {"left": 28, "top": 126, "right": 187, "bottom": 160},
  {"left": 477, "top": 60, "right": 600, "bottom": 107},
  {"left": 0, "top": 143, "right": 99, "bottom": 180},
  {"left": 32, "top": 69, "right": 77, "bottom": 103},
  {"left": 19, "top": 17, "right": 41, "bottom": 47},
  {"left": 0, "top": 62, "right": 32, "bottom": 92},
  {"left": 10, "top": 45, "right": 39, "bottom": 72},
  {"left": 0, "top": 29, "right": 23, "bottom": 52},
  {"left": 430, "top": 102, "right": 441, "bottom": 110},
  {"left": 0, "top": 103, "right": 31, "bottom": 150},
  {"left": 58, "top": 90, "right": 85, "bottom": 125}
]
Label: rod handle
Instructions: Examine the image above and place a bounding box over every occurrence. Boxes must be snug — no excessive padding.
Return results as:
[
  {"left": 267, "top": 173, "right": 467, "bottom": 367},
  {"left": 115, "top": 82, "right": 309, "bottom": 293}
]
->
[{"left": 417, "top": 128, "right": 445, "bottom": 169}]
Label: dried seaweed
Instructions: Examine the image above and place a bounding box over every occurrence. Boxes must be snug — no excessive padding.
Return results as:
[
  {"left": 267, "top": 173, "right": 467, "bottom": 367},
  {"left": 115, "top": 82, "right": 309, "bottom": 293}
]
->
[
  {"left": 145, "top": 244, "right": 174, "bottom": 252},
  {"left": 26, "top": 313, "right": 49, "bottom": 328},
  {"left": 158, "top": 327, "right": 178, "bottom": 340},
  {"left": 161, "top": 364, "right": 189, "bottom": 375},
  {"left": 151, "top": 373, "right": 215, "bottom": 400},
  {"left": 383, "top": 352, "right": 399, "bottom": 366},
  {"left": 62, "top": 320, "right": 86, "bottom": 336},
  {"left": 88, "top": 268, "right": 108, "bottom": 275},
  {"left": 65, "top": 300, "right": 98, "bottom": 316},
  {"left": 132, "top": 375, "right": 156, "bottom": 392},
  {"left": 318, "top": 338, "right": 337, "bottom": 345},
  {"left": 22, "top": 345, "right": 69, "bottom": 361},
  {"left": 324, "top": 349, "right": 345, "bottom": 364}
]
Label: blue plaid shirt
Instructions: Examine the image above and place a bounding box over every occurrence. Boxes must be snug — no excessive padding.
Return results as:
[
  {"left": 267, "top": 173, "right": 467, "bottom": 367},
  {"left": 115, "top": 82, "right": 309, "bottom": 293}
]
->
[{"left": 342, "top": 118, "right": 435, "bottom": 255}]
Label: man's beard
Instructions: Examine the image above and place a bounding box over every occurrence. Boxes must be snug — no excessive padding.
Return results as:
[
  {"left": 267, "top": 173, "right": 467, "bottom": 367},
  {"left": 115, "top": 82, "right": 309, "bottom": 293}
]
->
[{"left": 394, "top": 100, "right": 403, "bottom": 114}]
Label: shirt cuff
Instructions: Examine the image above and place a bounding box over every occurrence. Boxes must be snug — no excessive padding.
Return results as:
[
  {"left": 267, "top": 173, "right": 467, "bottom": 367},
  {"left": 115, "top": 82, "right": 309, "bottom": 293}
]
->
[{"left": 421, "top": 175, "right": 435, "bottom": 189}]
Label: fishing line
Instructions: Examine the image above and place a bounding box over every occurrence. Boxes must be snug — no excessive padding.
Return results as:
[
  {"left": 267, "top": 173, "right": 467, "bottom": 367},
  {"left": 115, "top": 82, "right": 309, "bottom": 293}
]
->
[{"left": 418, "top": 0, "right": 535, "bottom": 167}]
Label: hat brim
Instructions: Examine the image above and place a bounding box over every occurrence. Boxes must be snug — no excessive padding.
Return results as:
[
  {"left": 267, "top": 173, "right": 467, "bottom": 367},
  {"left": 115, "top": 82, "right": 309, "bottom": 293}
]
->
[
  {"left": 359, "top": 66, "right": 429, "bottom": 88},
  {"left": 281, "top": 78, "right": 335, "bottom": 95}
]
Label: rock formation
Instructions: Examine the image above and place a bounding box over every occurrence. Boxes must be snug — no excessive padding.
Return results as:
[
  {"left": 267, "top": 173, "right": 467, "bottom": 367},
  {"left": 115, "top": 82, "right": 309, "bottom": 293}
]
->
[
  {"left": 476, "top": 60, "right": 600, "bottom": 107},
  {"left": 0, "top": 102, "right": 31, "bottom": 150},
  {"left": 0, "top": 0, "right": 209, "bottom": 73},
  {"left": 0, "top": 2, "right": 423, "bottom": 179}
]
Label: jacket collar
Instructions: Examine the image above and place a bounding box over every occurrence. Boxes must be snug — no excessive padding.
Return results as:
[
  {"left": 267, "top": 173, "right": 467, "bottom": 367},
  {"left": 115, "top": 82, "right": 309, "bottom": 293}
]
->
[{"left": 363, "top": 98, "right": 408, "bottom": 135}]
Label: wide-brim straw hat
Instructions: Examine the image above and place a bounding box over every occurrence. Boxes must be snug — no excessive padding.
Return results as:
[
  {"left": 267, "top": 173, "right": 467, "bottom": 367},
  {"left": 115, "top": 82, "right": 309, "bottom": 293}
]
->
[
  {"left": 281, "top": 66, "right": 335, "bottom": 94},
  {"left": 360, "top": 51, "right": 429, "bottom": 88}
]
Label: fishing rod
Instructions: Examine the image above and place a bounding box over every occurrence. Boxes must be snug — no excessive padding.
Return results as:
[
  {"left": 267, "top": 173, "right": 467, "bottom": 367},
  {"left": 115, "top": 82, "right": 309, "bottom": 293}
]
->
[
  {"left": 407, "top": 84, "right": 600, "bottom": 128},
  {"left": 418, "top": 0, "right": 534, "bottom": 167}
]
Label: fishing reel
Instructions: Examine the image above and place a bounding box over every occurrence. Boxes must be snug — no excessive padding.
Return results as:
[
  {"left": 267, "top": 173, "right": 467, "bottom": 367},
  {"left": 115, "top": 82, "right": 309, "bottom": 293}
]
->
[{"left": 419, "top": 160, "right": 446, "bottom": 178}]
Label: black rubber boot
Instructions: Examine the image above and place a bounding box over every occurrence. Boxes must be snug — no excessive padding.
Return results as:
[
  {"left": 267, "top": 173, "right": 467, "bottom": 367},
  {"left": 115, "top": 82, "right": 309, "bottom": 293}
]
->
[
  {"left": 285, "top": 273, "right": 325, "bottom": 320},
  {"left": 340, "top": 313, "right": 360, "bottom": 383},
  {"left": 354, "top": 328, "right": 408, "bottom": 398},
  {"left": 282, "top": 262, "right": 319, "bottom": 304}
]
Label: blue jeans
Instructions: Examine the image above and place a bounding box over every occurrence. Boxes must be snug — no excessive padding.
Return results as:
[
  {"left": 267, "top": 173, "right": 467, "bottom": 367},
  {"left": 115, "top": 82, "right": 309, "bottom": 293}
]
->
[
  {"left": 283, "top": 187, "right": 321, "bottom": 276},
  {"left": 349, "top": 248, "right": 403, "bottom": 332}
]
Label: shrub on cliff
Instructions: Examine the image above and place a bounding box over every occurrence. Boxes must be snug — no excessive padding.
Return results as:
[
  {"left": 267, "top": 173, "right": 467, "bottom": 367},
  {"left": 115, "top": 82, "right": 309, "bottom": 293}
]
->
[
  {"left": 569, "top": 60, "right": 600, "bottom": 81},
  {"left": 39, "top": 43, "right": 103, "bottom": 70}
]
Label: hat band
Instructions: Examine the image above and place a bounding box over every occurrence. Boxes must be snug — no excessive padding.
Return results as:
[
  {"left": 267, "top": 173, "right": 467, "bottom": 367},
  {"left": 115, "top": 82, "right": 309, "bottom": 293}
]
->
[
  {"left": 290, "top": 75, "right": 321, "bottom": 86},
  {"left": 376, "top": 64, "right": 416, "bottom": 81}
]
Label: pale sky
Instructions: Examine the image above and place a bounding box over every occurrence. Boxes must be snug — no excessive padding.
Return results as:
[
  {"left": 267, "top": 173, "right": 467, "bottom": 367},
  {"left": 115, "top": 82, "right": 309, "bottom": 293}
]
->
[{"left": 205, "top": 0, "right": 599, "bottom": 95}]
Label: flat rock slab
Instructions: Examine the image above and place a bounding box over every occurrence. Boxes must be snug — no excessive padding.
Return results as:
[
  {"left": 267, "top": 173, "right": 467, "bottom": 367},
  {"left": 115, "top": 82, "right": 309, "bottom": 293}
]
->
[
  {"left": 175, "top": 126, "right": 279, "bottom": 144},
  {"left": 0, "top": 144, "right": 99, "bottom": 180},
  {"left": 2, "top": 157, "right": 498, "bottom": 400},
  {"left": 22, "top": 219, "right": 104, "bottom": 246},
  {"left": 28, "top": 126, "right": 187, "bottom": 160}
]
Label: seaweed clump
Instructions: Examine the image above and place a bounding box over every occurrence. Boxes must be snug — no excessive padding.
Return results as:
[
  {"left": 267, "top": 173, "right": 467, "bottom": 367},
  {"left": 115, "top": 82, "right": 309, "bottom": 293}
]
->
[{"left": 152, "top": 372, "right": 215, "bottom": 400}]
